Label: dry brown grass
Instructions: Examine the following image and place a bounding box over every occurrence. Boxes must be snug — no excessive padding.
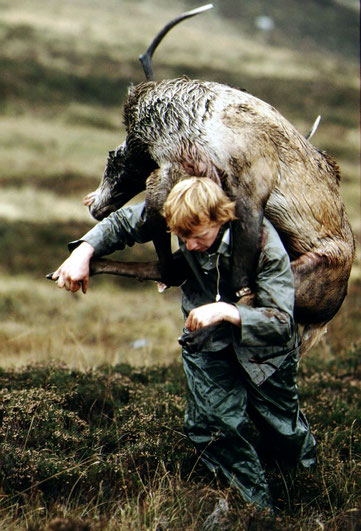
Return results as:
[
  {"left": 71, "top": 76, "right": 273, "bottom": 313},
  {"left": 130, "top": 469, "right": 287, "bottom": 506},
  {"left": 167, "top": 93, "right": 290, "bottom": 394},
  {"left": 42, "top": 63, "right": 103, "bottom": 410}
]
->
[{"left": 0, "top": 275, "right": 183, "bottom": 370}]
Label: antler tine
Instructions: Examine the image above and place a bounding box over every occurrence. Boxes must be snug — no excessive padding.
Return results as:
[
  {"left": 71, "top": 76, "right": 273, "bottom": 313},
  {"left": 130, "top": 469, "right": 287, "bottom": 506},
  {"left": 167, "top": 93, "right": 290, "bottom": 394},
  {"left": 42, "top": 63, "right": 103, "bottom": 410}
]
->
[{"left": 139, "top": 4, "right": 214, "bottom": 81}]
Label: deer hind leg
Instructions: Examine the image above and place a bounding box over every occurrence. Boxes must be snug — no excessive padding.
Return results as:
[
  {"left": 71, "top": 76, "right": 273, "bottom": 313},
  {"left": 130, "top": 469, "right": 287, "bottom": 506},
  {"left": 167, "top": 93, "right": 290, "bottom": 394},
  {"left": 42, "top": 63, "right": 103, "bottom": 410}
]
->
[
  {"left": 291, "top": 252, "right": 350, "bottom": 356},
  {"left": 298, "top": 323, "right": 328, "bottom": 357},
  {"left": 291, "top": 251, "right": 348, "bottom": 326}
]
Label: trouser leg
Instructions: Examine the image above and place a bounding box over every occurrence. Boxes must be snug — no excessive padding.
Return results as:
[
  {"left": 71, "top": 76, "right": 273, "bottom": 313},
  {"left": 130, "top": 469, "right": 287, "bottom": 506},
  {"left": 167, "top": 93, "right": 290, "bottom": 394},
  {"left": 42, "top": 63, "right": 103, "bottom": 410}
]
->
[
  {"left": 246, "top": 352, "right": 316, "bottom": 468},
  {"left": 182, "top": 347, "right": 273, "bottom": 509}
]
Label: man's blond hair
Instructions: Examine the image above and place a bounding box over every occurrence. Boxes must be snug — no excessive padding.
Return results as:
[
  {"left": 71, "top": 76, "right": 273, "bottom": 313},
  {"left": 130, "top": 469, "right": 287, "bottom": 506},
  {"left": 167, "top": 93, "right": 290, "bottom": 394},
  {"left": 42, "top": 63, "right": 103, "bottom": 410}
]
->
[{"left": 162, "top": 177, "right": 237, "bottom": 237}]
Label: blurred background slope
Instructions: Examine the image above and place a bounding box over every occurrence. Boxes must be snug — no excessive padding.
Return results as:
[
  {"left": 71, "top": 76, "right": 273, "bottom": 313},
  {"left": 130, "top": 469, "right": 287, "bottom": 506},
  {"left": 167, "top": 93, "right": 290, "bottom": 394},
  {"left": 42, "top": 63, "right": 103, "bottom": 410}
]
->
[{"left": 0, "top": 0, "right": 359, "bottom": 368}]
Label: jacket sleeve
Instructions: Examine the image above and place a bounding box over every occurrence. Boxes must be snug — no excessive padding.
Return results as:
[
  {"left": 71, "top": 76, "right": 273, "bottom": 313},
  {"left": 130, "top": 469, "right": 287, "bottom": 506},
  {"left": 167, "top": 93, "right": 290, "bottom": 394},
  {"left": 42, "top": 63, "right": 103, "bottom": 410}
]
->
[
  {"left": 235, "top": 220, "right": 296, "bottom": 347},
  {"left": 68, "top": 202, "right": 153, "bottom": 256}
]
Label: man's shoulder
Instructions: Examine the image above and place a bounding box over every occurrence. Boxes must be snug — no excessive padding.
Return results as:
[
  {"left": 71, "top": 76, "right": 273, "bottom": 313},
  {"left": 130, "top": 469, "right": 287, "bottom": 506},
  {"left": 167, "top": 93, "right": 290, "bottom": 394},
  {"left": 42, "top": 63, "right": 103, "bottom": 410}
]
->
[
  {"left": 262, "top": 217, "right": 278, "bottom": 236},
  {"left": 119, "top": 201, "right": 146, "bottom": 217},
  {"left": 261, "top": 218, "right": 289, "bottom": 261}
]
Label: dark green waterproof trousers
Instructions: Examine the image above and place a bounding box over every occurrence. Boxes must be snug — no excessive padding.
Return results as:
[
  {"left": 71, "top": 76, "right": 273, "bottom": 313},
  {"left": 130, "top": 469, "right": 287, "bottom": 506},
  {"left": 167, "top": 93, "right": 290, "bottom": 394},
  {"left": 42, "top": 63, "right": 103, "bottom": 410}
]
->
[{"left": 182, "top": 346, "right": 316, "bottom": 509}]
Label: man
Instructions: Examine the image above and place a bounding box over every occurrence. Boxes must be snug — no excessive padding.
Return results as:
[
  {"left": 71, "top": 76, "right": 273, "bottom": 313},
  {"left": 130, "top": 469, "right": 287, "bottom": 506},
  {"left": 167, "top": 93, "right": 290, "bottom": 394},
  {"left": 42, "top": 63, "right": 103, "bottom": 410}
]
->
[{"left": 53, "top": 177, "right": 316, "bottom": 510}]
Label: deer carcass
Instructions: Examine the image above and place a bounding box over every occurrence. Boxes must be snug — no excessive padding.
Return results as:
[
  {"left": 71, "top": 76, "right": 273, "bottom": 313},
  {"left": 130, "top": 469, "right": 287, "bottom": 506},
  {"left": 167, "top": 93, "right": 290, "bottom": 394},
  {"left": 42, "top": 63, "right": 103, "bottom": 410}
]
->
[{"left": 83, "top": 5, "right": 355, "bottom": 354}]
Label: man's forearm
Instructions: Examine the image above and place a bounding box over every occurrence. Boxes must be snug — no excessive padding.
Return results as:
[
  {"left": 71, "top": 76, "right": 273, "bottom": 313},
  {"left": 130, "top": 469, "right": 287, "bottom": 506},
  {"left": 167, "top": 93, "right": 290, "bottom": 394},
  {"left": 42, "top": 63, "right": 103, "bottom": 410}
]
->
[{"left": 185, "top": 302, "right": 241, "bottom": 331}]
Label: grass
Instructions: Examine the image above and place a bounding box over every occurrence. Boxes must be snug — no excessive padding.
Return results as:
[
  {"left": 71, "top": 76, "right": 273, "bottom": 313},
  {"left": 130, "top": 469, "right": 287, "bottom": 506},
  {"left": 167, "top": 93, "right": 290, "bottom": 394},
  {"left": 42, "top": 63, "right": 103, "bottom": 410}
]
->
[
  {"left": 0, "top": 0, "right": 360, "bottom": 528},
  {"left": 0, "top": 276, "right": 183, "bottom": 370}
]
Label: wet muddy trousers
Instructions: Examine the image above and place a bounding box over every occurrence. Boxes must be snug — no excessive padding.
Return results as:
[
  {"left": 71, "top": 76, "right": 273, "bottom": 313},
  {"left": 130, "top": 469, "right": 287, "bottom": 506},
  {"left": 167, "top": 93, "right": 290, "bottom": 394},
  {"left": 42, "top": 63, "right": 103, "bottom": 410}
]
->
[{"left": 182, "top": 347, "right": 316, "bottom": 510}]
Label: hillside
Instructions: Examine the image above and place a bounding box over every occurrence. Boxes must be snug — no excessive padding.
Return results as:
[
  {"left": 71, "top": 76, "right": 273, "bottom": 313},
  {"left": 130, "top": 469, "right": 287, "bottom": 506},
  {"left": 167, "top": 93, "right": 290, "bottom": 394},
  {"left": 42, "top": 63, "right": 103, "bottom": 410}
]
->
[{"left": 210, "top": 0, "right": 359, "bottom": 59}]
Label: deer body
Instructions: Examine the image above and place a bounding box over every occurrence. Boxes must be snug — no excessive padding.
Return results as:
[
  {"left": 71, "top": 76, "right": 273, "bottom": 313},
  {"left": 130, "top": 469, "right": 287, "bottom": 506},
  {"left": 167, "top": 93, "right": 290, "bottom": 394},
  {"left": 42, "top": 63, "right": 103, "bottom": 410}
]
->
[{"left": 85, "top": 76, "right": 354, "bottom": 354}]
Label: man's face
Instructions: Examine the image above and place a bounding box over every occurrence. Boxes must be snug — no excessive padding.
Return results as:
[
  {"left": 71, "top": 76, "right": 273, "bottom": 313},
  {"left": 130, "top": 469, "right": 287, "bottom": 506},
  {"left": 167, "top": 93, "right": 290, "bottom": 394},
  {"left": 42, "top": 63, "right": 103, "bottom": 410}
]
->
[{"left": 176, "top": 223, "right": 222, "bottom": 252}]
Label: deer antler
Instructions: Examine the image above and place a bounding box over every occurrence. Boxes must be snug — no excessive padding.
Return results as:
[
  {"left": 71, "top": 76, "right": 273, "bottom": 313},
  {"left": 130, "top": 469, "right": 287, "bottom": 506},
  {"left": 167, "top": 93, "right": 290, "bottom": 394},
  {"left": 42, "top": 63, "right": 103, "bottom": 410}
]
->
[{"left": 139, "top": 4, "right": 214, "bottom": 81}]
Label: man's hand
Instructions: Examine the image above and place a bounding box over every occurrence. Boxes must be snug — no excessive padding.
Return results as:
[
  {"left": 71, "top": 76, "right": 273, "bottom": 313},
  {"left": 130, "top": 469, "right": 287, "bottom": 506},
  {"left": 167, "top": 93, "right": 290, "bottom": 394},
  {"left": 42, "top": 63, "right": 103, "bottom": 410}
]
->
[
  {"left": 185, "top": 302, "right": 241, "bottom": 331},
  {"left": 52, "top": 242, "right": 95, "bottom": 293}
]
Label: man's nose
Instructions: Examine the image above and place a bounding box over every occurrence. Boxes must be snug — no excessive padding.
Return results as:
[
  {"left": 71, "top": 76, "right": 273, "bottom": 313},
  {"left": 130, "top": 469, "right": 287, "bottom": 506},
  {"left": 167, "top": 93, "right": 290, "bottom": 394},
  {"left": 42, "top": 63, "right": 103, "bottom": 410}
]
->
[{"left": 186, "top": 239, "right": 198, "bottom": 251}]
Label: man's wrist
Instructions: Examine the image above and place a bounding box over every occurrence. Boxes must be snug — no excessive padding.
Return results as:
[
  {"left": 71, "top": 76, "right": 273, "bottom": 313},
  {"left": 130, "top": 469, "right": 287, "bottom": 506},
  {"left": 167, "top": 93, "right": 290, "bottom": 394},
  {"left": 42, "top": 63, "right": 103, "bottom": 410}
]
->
[
  {"left": 73, "top": 241, "right": 95, "bottom": 260},
  {"left": 221, "top": 302, "right": 241, "bottom": 327}
]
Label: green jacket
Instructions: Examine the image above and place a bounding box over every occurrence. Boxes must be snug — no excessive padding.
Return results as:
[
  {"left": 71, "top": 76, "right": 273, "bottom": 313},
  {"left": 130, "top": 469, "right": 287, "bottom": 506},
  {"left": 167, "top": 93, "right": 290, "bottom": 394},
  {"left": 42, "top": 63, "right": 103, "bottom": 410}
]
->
[{"left": 72, "top": 201, "right": 299, "bottom": 386}]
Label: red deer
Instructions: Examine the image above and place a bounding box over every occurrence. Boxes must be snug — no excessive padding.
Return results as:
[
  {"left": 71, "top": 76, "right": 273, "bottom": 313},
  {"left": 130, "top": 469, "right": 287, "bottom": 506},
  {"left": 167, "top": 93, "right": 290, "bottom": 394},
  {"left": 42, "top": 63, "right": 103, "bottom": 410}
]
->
[{"left": 79, "top": 5, "right": 355, "bottom": 354}]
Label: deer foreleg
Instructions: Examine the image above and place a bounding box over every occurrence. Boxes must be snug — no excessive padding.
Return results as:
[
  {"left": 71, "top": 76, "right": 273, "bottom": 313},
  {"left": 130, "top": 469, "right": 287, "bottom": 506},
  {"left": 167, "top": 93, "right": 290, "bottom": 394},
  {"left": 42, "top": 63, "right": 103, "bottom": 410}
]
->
[
  {"left": 47, "top": 251, "right": 190, "bottom": 286},
  {"left": 231, "top": 199, "right": 263, "bottom": 293}
]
